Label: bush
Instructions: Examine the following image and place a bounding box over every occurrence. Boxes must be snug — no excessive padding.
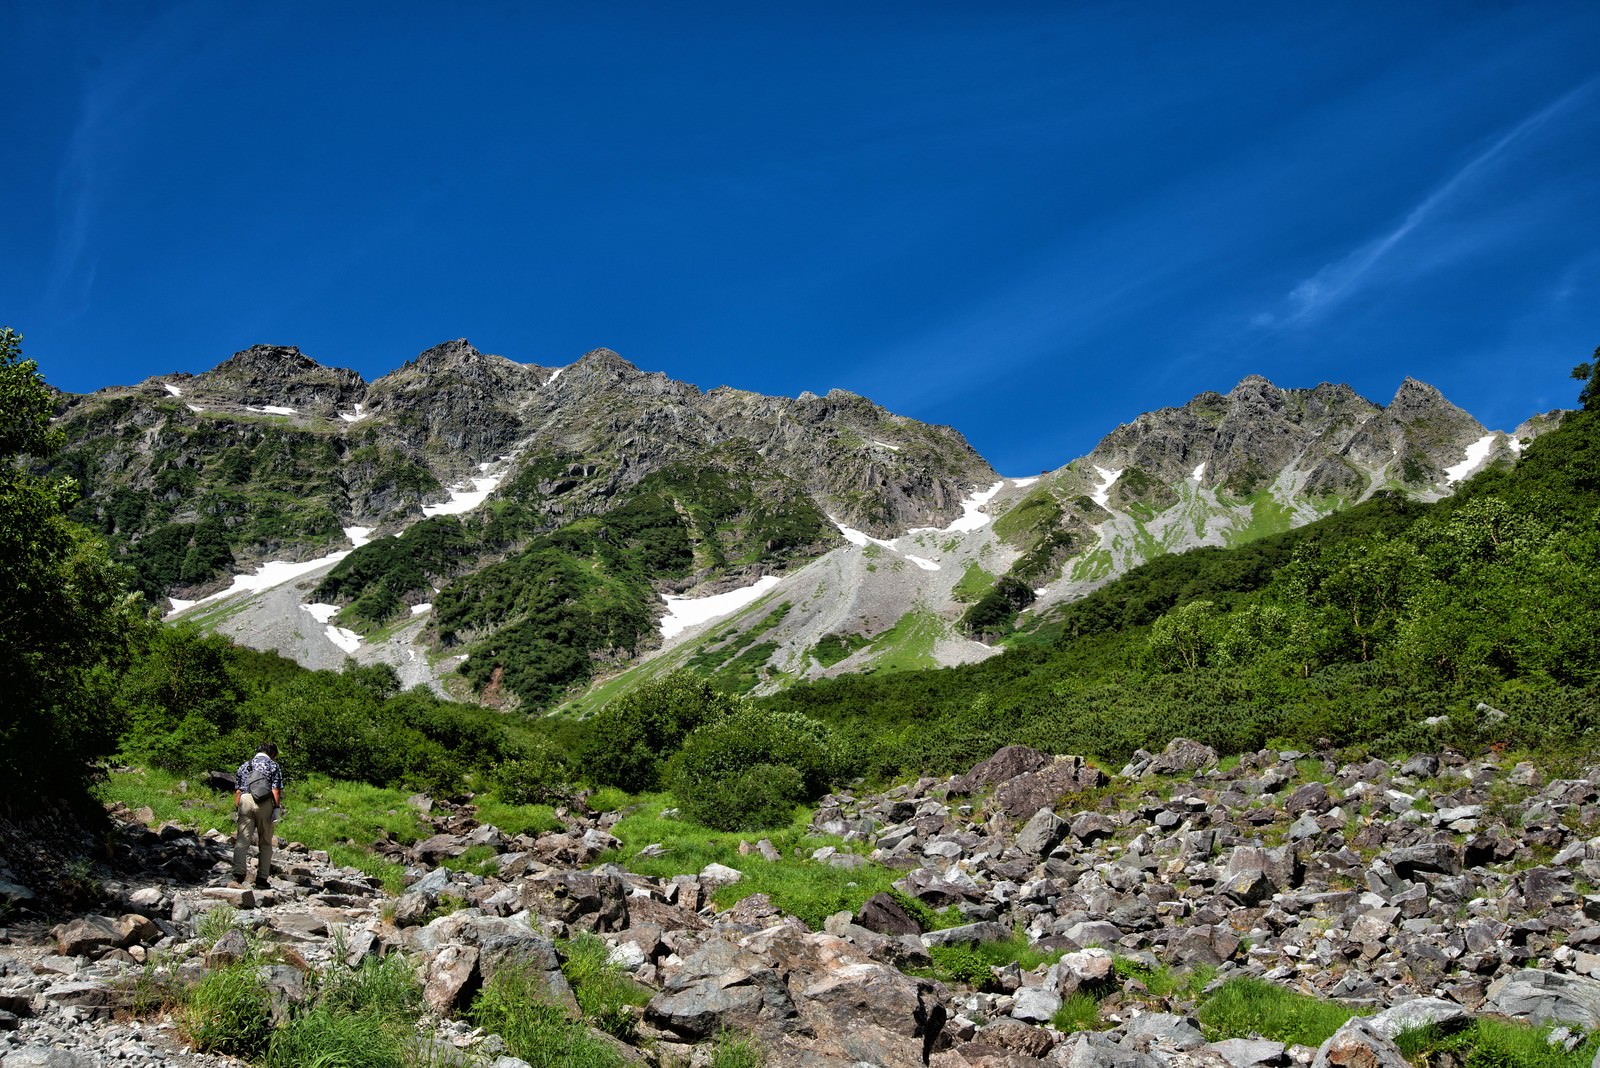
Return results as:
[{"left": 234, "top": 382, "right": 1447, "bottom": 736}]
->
[
  {"left": 667, "top": 706, "right": 837, "bottom": 830},
  {"left": 578, "top": 672, "right": 743, "bottom": 792}
]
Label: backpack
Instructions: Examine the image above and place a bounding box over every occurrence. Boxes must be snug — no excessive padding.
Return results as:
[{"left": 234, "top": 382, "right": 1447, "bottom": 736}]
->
[{"left": 246, "top": 767, "right": 274, "bottom": 802}]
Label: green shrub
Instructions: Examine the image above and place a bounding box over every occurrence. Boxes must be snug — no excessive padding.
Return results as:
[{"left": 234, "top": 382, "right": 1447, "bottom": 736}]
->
[
  {"left": 578, "top": 672, "right": 742, "bottom": 792},
  {"left": 667, "top": 706, "right": 837, "bottom": 831},
  {"left": 1053, "top": 991, "right": 1103, "bottom": 1033},
  {"left": 1396, "top": 1019, "right": 1600, "bottom": 1068},
  {"left": 469, "top": 965, "right": 628, "bottom": 1068},
  {"left": 491, "top": 750, "right": 575, "bottom": 806},
  {"left": 711, "top": 1028, "right": 766, "bottom": 1067},
  {"left": 177, "top": 960, "right": 273, "bottom": 1057},
  {"left": 560, "top": 932, "right": 652, "bottom": 1039},
  {"left": 263, "top": 1006, "right": 408, "bottom": 1068}
]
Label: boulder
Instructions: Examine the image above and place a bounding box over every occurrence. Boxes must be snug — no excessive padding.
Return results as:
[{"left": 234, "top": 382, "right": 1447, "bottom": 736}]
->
[
  {"left": 1208, "top": 1038, "right": 1289, "bottom": 1068},
  {"left": 857, "top": 892, "right": 923, "bottom": 937},
  {"left": 1148, "top": 738, "right": 1218, "bottom": 776},
  {"left": 1016, "top": 808, "right": 1069, "bottom": 857},
  {"left": 948, "top": 746, "right": 1055, "bottom": 795},
  {"left": 1364, "top": 997, "right": 1471, "bottom": 1041},
  {"left": 1484, "top": 969, "right": 1600, "bottom": 1028},
  {"left": 645, "top": 938, "right": 799, "bottom": 1041},
  {"left": 995, "top": 757, "right": 1107, "bottom": 819},
  {"left": 1310, "top": 1017, "right": 1410, "bottom": 1068},
  {"left": 521, "top": 870, "right": 629, "bottom": 932}
]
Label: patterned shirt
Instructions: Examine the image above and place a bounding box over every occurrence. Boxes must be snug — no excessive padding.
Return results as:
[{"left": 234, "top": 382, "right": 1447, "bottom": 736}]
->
[{"left": 235, "top": 753, "right": 284, "bottom": 797}]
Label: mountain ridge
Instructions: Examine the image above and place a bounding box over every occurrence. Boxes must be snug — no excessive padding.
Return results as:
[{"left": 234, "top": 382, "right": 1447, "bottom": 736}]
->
[{"left": 44, "top": 339, "right": 1557, "bottom": 709}]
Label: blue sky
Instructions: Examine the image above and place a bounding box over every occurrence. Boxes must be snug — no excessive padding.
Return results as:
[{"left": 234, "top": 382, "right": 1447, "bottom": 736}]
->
[{"left": 5, "top": 2, "right": 1597, "bottom": 475}]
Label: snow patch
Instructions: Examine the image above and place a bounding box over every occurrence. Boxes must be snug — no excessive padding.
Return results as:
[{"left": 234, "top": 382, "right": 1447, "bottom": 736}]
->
[
  {"left": 186, "top": 404, "right": 204, "bottom": 413},
  {"left": 165, "top": 546, "right": 356, "bottom": 619},
  {"left": 302, "top": 603, "right": 362, "bottom": 653},
  {"left": 904, "top": 555, "right": 940, "bottom": 572},
  {"left": 163, "top": 383, "right": 183, "bottom": 397},
  {"left": 325, "top": 625, "right": 363, "bottom": 654},
  {"left": 344, "top": 526, "right": 374, "bottom": 548},
  {"left": 411, "top": 603, "right": 432, "bottom": 616},
  {"left": 338, "top": 403, "right": 369, "bottom": 423},
  {"left": 1009, "top": 476, "right": 1041, "bottom": 488},
  {"left": 1508, "top": 436, "right": 1524, "bottom": 453},
  {"left": 660, "top": 576, "right": 782, "bottom": 640},
  {"left": 833, "top": 519, "right": 897, "bottom": 550},
  {"left": 872, "top": 440, "right": 901, "bottom": 452},
  {"left": 246, "top": 405, "right": 297, "bottom": 416},
  {"left": 422, "top": 473, "right": 505, "bottom": 517},
  {"left": 302, "top": 603, "right": 340, "bottom": 624},
  {"left": 943, "top": 481, "right": 1005, "bottom": 533},
  {"left": 1091, "top": 466, "right": 1122, "bottom": 508},
  {"left": 1191, "top": 462, "right": 1207, "bottom": 482},
  {"left": 545, "top": 367, "right": 564, "bottom": 385},
  {"left": 1445, "top": 434, "right": 1498, "bottom": 484}
]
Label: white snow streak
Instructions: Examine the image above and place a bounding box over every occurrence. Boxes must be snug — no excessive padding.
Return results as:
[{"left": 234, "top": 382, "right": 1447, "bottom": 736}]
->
[
  {"left": 1009, "top": 476, "right": 1040, "bottom": 488},
  {"left": 833, "top": 520, "right": 898, "bottom": 550},
  {"left": 872, "top": 440, "right": 901, "bottom": 452},
  {"left": 904, "top": 555, "right": 940, "bottom": 571},
  {"left": 422, "top": 474, "right": 505, "bottom": 517},
  {"left": 300, "top": 603, "right": 362, "bottom": 653},
  {"left": 186, "top": 404, "right": 204, "bottom": 413},
  {"left": 942, "top": 481, "right": 1004, "bottom": 533},
  {"left": 1191, "top": 462, "right": 1207, "bottom": 482},
  {"left": 410, "top": 603, "right": 432, "bottom": 615},
  {"left": 163, "top": 383, "right": 183, "bottom": 397},
  {"left": 246, "top": 405, "right": 297, "bottom": 416},
  {"left": 660, "top": 576, "right": 782, "bottom": 640},
  {"left": 166, "top": 548, "right": 357, "bottom": 618},
  {"left": 1445, "top": 434, "right": 1498, "bottom": 483},
  {"left": 1091, "top": 466, "right": 1123, "bottom": 508},
  {"left": 339, "top": 403, "right": 369, "bottom": 423},
  {"left": 344, "top": 526, "right": 374, "bottom": 547}
]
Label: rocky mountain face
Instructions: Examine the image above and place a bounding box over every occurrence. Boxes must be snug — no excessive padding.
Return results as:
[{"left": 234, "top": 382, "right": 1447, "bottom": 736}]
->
[
  {"left": 7, "top": 743, "right": 1600, "bottom": 1065},
  {"left": 48, "top": 346, "right": 1545, "bottom": 708}
]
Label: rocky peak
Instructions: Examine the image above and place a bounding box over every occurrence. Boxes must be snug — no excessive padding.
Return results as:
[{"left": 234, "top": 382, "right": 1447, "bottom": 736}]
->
[
  {"left": 409, "top": 338, "right": 483, "bottom": 369},
  {"left": 190, "top": 344, "right": 366, "bottom": 417}
]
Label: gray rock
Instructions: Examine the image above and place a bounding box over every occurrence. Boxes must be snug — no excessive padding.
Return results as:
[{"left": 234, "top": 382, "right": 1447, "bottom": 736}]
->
[
  {"left": 1011, "top": 984, "right": 1062, "bottom": 1023},
  {"left": 1485, "top": 969, "right": 1600, "bottom": 1028},
  {"left": 922, "top": 921, "right": 1010, "bottom": 948},
  {"left": 1056, "top": 1030, "right": 1166, "bottom": 1068},
  {"left": 1364, "top": 997, "right": 1471, "bottom": 1040},
  {"left": 1208, "top": 1038, "right": 1289, "bottom": 1068},
  {"left": 1124, "top": 1011, "right": 1206, "bottom": 1050},
  {"left": 1, "top": 1048, "right": 93, "bottom": 1067},
  {"left": 644, "top": 939, "right": 798, "bottom": 1040},
  {"left": 1017, "top": 808, "right": 1069, "bottom": 856},
  {"left": 1310, "top": 1017, "right": 1410, "bottom": 1068},
  {"left": 1149, "top": 738, "right": 1218, "bottom": 775}
]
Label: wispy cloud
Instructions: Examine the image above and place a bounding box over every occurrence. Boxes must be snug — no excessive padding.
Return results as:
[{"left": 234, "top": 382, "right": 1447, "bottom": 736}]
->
[
  {"left": 43, "top": 3, "right": 238, "bottom": 317},
  {"left": 1258, "top": 77, "right": 1599, "bottom": 329}
]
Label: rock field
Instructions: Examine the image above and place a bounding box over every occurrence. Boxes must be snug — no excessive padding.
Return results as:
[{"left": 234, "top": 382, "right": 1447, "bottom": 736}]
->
[{"left": 5, "top": 740, "right": 1600, "bottom": 1066}]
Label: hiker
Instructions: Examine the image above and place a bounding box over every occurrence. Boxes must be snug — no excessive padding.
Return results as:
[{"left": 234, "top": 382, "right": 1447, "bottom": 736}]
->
[{"left": 232, "top": 741, "right": 283, "bottom": 888}]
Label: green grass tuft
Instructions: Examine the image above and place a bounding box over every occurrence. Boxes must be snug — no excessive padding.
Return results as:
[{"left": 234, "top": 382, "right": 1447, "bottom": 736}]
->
[{"left": 1197, "top": 976, "right": 1363, "bottom": 1047}]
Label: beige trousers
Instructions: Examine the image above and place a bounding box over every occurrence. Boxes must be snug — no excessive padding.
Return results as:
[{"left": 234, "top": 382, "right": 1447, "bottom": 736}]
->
[{"left": 233, "top": 793, "right": 275, "bottom": 881}]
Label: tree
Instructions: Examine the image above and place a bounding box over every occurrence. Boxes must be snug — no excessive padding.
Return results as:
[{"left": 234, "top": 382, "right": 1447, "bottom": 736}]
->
[
  {"left": 0, "top": 328, "right": 139, "bottom": 809},
  {"left": 577, "top": 671, "right": 742, "bottom": 792},
  {"left": 1573, "top": 346, "right": 1600, "bottom": 412}
]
